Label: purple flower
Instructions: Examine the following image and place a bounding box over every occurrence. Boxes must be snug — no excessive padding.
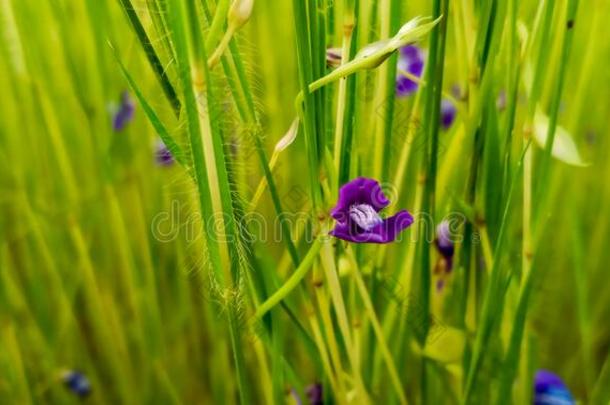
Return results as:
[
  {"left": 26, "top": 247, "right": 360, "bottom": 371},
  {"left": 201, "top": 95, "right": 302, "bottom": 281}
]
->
[
  {"left": 440, "top": 99, "right": 457, "bottom": 130},
  {"left": 155, "top": 139, "right": 174, "bottom": 166},
  {"left": 435, "top": 220, "right": 455, "bottom": 260},
  {"left": 62, "top": 370, "right": 92, "bottom": 398},
  {"left": 306, "top": 383, "right": 323, "bottom": 405},
  {"left": 435, "top": 220, "right": 455, "bottom": 290},
  {"left": 396, "top": 45, "right": 424, "bottom": 97},
  {"left": 534, "top": 370, "right": 575, "bottom": 405},
  {"left": 329, "top": 177, "right": 414, "bottom": 244},
  {"left": 112, "top": 91, "right": 135, "bottom": 132}
]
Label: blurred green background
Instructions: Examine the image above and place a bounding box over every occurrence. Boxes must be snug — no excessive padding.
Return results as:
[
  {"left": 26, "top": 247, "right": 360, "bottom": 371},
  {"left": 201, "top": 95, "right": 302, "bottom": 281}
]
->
[{"left": 1, "top": 0, "right": 609, "bottom": 404}]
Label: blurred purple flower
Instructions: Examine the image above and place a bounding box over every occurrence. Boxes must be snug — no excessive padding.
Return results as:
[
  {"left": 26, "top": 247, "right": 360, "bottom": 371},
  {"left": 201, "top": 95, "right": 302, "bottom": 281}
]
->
[
  {"left": 330, "top": 177, "right": 414, "bottom": 244},
  {"left": 155, "top": 139, "right": 174, "bottom": 166},
  {"left": 306, "top": 383, "right": 323, "bottom": 405},
  {"left": 112, "top": 91, "right": 135, "bottom": 132},
  {"left": 396, "top": 45, "right": 424, "bottom": 97},
  {"left": 62, "top": 370, "right": 92, "bottom": 398},
  {"left": 451, "top": 84, "right": 465, "bottom": 100},
  {"left": 534, "top": 370, "right": 574, "bottom": 405},
  {"left": 435, "top": 220, "right": 454, "bottom": 258},
  {"left": 440, "top": 99, "right": 457, "bottom": 130},
  {"left": 434, "top": 220, "right": 455, "bottom": 291},
  {"left": 326, "top": 47, "right": 342, "bottom": 68}
]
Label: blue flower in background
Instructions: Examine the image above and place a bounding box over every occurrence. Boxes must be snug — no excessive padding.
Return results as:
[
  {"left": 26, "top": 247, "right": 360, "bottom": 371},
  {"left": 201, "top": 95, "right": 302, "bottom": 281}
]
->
[
  {"left": 155, "top": 139, "right": 174, "bottom": 166},
  {"left": 62, "top": 370, "right": 92, "bottom": 398},
  {"left": 534, "top": 370, "right": 575, "bottom": 405},
  {"left": 440, "top": 98, "right": 457, "bottom": 130},
  {"left": 434, "top": 219, "right": 457, "bottom": 291},
  {"left": 396, "top": 45, "right": 424, "bottom": 97},
  {"left": 306, "top": 383, "right": 323, "bottom": 405},
  {"left": 435, "top": 220, "right": 455, "bottom": 269},
  {"left": 112, "top": 91, "right": 135, "bottom": 132}
]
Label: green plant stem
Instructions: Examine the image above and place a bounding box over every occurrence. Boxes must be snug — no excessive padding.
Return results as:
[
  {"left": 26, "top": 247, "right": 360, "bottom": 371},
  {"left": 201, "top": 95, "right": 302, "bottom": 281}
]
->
[
  {"left": 254, "top": 238, "right": 322, "bottom": 319},
  {"left": 536, "top": 0, "right": 580, "bottom": 210},
  {"left": 462, "top": 142, "right": 530, "bottom": 404},
  {"left": 292, "top": 0, "right": 322, "bottom": 210},
  {"left": 117, "top": 0, "right": 181, "bottom": 116},
  {"left": 332, "top": 3, "right": 355, "bottom": 181}
]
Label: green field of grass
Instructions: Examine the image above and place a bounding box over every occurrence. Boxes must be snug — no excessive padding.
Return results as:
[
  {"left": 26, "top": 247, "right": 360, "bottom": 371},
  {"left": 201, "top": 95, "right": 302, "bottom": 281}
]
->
[{"left": 1, "top": 0, "right": 609, "bottom": 403}]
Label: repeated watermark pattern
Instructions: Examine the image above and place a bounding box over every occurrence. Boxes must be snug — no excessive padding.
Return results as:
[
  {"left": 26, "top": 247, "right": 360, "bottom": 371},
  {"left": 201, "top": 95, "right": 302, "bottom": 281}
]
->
[{"left": 151, "top": 201, "right": 471, "bottom": 246}]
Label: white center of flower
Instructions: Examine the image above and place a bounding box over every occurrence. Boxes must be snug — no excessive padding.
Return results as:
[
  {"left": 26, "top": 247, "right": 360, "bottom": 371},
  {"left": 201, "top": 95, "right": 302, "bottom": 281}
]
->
[{"left": 349, "top": 204, "right": 383, "bottom": 231}]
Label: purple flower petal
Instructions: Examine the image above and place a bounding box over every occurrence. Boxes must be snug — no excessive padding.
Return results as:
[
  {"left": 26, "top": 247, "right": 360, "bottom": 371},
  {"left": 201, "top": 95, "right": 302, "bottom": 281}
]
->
[
  {"left": 534, "top": 370, "right": 575, "bottom": 405},
  {"left": 330, "top": 177, "right": 390, "bottom": 223},
  {"left": 155, "top": 139, "right": 174, "bottom": 166},
  {"left": 440, "top": 98, "right": 457, "bottom": 129},
  {"left": 330, "top": 178, "right": 414, "bottom": 243},
  {"left": 112, "top": 91, "right": 135, "bottom": 132},
  {"left": 451, "top": 84, "right": 464, "bottom": 99},
  {"left": 400, "top": 44, "right": 419, "bottom": 59},
  {"left": 435, "top": 220, "right": 455, "bottom": 259},
  {"left": 330, "top": 210, "right": 414, "bottom": 244},
  {"left": 62, "top": 370, "right": 92, "bottom": 398},
  {"left": 396, "top": 45, "right": 424, "bottom": 97},
  {"left": 535, "top": 370, "right": 569, "bottom": 392},
  {"left": 396, "top": 75, "right": 420, "bottom": 97},
  {"left": 306, "top": 383, "right": 323, "bottom": 405}
]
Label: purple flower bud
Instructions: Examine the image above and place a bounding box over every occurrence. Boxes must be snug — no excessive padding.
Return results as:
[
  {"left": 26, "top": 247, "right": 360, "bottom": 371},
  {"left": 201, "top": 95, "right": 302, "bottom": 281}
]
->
[
  {"left": 155, "top": 139, "right": 174, "bottom": 166},
  {"left": 112, "top": 91, "right": 135, "bottom": 132},
  {"left": 396, "top": 45, "right": 424, "bottom": 97},
  {"left": 440, "top": 99, "right": 457, "bottom": 130},
  {"left": 436, "top": 220, "right": 453, "bottom": 252},
  {"left": 435, "top": 220, "right": 455, "bottom": 272},
  {"left": 306, "top": 383, "right": 323, "bottom": 405},
  {"left": 326, "top": 47, "right": 342, "bottom": 68},
  {"left": 329, "top": 177, "right": 414, "bottom": 244},
  {"left": 62, "top": 370, "right": 92, "bottom": 398},
  {"left": 534, "top": 370, "right": 575, "bottom": 405},
  {"left": 451, "top": 84, "right": 465, "bottom": 100}
]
